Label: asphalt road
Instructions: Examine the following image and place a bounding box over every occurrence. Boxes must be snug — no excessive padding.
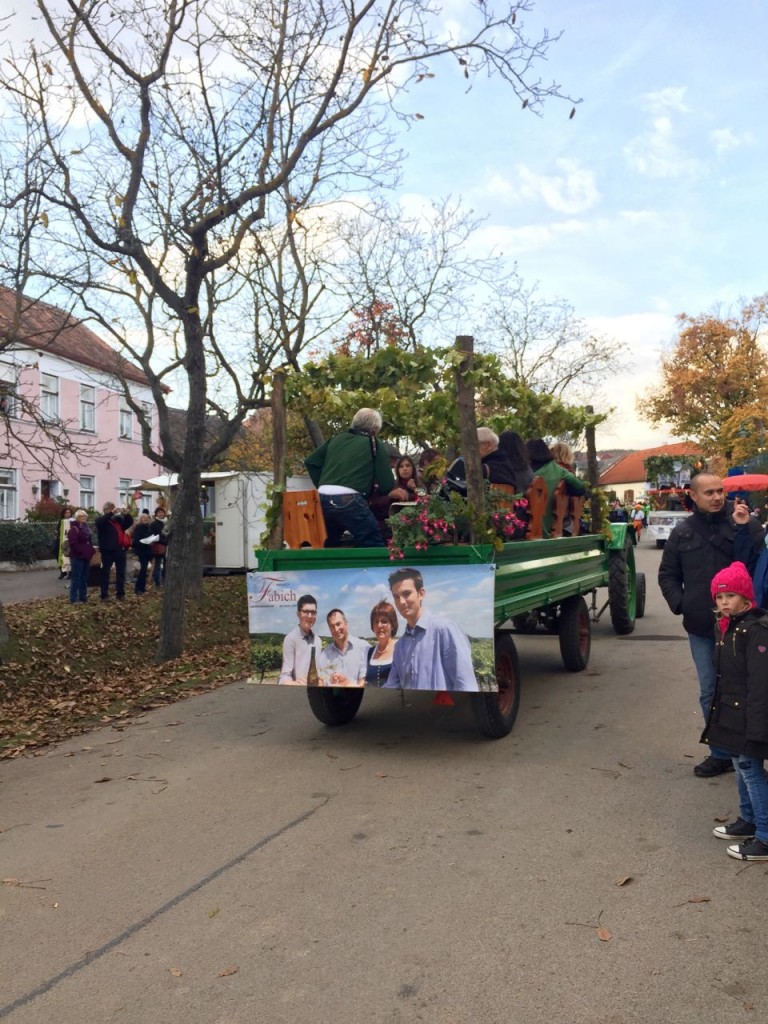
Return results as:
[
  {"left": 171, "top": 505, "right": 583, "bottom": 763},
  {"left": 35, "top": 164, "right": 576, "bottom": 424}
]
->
[{"left": 2, "top": 539, "right": 768, "bottom": 1024}]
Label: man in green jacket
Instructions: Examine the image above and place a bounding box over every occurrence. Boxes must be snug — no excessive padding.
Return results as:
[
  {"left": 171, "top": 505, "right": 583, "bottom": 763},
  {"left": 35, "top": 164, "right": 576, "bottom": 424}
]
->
[{"left": 305, "top": 408, "right": 408, "bottom": 547}]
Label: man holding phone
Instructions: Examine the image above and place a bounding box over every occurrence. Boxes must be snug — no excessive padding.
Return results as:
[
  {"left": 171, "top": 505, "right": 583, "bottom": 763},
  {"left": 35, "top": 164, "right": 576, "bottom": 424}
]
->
[{"left": 659, "top": 473, "right": 765, "bottom": 776}]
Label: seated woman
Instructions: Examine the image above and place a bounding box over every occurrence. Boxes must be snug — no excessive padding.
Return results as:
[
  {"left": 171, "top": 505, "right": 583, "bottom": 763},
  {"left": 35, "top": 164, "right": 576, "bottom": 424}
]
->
[
  {"left": 550, "top": 440, "right": 575, "bottom": 471},
  {"left": 525, "top": 438, "right": 587, "bottom": 538},
  {"left": 418, "top": 448, "right": 445, "bottom": 494},
  {"left": 395, "top": 455, "right": 420, "bottom": 498},
  {"left": 498, "top": 430, "right": 533, "bottom": 494},
  {"left": 369, "top": 456, "right": 415, "bottom": 538},
  {"left": 366, "top": 600, "right": 398, "bottom": 687}
]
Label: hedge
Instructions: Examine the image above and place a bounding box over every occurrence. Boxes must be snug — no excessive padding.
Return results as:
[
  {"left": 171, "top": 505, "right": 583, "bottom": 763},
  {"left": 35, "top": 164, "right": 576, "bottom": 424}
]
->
[{"left": 0, "top": 521, "right": 60, "bottom": 565}]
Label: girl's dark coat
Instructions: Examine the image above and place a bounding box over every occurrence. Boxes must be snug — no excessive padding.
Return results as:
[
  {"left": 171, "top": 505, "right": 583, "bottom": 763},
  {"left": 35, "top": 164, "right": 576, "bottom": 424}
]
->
[{"left": 702, "top": 607, "right": 768, "bottom": 760}]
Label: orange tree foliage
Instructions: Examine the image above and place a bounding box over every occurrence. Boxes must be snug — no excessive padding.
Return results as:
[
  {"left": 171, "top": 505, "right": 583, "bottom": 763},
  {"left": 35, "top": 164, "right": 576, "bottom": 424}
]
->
[
  {"left": 642, "top": 295, "right": 768, "bottom": 461},
  {"left": 212, "top": 410, "right": 308, "bottom": 475}
]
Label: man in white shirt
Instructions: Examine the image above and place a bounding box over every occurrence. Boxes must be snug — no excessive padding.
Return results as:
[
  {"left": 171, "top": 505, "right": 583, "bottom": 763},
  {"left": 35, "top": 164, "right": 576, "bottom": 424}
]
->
[
  {"left": 318, "top": 608, "right": 368, "bottom": 687},
  {"left": 278, "top": 594, "right": 322, "bottom": 685}
]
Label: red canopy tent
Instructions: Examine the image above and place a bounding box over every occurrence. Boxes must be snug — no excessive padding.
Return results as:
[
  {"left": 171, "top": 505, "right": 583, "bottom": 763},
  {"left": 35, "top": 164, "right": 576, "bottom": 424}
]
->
[{"left": 721, "top": 474, "right": 768, "bottom": 491}]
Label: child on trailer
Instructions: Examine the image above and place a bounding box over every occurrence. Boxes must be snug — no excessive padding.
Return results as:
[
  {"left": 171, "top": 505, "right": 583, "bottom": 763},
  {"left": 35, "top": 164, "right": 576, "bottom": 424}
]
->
[{"left": 702, "top": 562, "right": 768, "bottom": 861}]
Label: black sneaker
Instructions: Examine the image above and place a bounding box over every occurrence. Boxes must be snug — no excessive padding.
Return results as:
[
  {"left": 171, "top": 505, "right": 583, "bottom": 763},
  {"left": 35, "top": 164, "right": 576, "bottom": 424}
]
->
[
  {"left": 694, "top": 755, "right": 735, "bottom": 777},
  {"left": 713, "top": 817, "right": 756, "bottom": 840},
  {"left": 727, "top": 837, "right": 768, "bottom": 861}
]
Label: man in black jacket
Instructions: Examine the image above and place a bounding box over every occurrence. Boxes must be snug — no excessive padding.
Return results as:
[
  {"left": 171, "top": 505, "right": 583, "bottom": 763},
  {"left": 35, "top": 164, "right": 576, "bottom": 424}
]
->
[
  {"left": 95, "top": 502, "right": 134, "bottom": 601},
  {"left": 659, "top": 473, "right": 765, "bottom": 776}
]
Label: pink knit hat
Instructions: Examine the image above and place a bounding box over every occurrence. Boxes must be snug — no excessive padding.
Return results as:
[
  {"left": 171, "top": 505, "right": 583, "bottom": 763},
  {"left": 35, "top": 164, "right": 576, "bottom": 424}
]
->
[{"left": 710, "top": 561, "right": 754, "bottom": 605}]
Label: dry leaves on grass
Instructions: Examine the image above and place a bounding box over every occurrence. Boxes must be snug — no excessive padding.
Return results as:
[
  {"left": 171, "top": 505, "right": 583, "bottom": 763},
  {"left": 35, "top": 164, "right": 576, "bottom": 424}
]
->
[{"left": 0, "top": 579, "right": 251, "bottom": 758}]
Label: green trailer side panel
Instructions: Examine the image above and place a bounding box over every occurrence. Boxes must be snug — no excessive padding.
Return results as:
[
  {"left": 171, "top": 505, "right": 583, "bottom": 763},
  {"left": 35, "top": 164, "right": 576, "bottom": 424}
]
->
[
  {"left": 255, "top": 531, "right": 617, "bottom": 629},
  {"left": 255, "top": 544, "right": 495, "bottom": 573},
  {"left": 493, "top": 535, "right": 610, "bottom": 623}
]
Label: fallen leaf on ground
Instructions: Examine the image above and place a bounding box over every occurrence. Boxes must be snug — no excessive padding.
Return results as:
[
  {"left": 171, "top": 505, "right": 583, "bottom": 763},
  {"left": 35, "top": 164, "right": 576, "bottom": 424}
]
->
[
  {"left": 687, "top": 895, "right": 711, "bottom": 904},
  {"left": 218, "top": 966, "right": 239, "bottom": 977},
  {"left": 93, "top": 777, "right": 112, "bottom": 783},
  {"left": 208, "top": 907, "right": 220, "bottom": 918},
  {"left": 168, "top": 967, "right": 182, "bottom": 977},
  {"left": 596, "top": 926, "right": 612, "bottom": 942},
  {"left": 375, "top": 771, "right": 388, "bottom": 778},
  {"left": 615, "top": 875, "right": 633, "bottom": 887},
  {"left": 713, "top": 816, "right": 729, "bottom": 823}
]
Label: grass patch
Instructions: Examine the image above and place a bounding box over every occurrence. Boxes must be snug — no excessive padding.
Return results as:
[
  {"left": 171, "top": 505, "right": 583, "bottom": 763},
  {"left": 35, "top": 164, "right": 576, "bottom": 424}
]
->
[{"left": 0, "top": 577, "right": 256, "bottom": 759}]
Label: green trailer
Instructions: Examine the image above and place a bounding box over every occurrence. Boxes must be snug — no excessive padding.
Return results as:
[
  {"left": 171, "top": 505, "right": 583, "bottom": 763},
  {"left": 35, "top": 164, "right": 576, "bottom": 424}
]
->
[{"left": 254, "top": 523, "right": 644, "bottom": 739}]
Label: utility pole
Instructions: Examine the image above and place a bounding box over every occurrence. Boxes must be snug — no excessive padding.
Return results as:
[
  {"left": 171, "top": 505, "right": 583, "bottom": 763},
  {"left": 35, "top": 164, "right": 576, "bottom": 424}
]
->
[{"left": 584, "top": 405, "right": 601, "bottom": 534}]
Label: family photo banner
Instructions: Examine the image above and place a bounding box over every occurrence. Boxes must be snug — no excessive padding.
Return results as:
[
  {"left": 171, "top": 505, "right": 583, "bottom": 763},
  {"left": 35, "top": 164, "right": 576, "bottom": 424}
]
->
[{"left": 247, "top": 563, "right": 496, "bottom": 693}]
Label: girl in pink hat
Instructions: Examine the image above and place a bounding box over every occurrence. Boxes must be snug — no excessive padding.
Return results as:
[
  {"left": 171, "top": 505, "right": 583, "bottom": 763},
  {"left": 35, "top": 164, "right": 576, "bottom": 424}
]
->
[{"left": 703, "top": 561, "right": 768, "bottom": 861}]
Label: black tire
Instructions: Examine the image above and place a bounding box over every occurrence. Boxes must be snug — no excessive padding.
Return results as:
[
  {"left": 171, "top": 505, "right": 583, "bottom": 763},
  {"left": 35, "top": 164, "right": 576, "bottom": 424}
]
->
[
  {"left": 558, "top": 595, "right": 591, "bottom": 671},
  {"left": 473, "top": 633, "right": 521, "bottom": 739},
  {"left": 635, "top": 571, "right": 646, "bottom": 619},
  {"left": 655, "top": 539, "right": 665, "bottom": 549},
  {"left": 306, "top": 686, "right": 364, "bottom": 726},
  {"left": 608, "top": 537, "right": 637, "bottom": 635}
]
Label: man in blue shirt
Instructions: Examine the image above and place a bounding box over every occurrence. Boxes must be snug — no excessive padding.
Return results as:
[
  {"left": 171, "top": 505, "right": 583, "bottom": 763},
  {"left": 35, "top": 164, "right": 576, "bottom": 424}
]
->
[{"left": 384, "top": 567, "right": 479, "bottom": 692}]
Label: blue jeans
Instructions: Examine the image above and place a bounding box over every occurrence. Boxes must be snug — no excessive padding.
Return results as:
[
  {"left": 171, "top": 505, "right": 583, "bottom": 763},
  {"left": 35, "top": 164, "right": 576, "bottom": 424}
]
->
[
  {"left": 320, "top": 493, "right": 385, "bottom": 548},
  {"left": 734, "top": 757, "right": 768, "bottom": 841},
  {"left": 69, "top": 557, "right": 89, "bottom": 603},
  {"left": 688, "top": 633, "right": 731, "bottom": 760}
]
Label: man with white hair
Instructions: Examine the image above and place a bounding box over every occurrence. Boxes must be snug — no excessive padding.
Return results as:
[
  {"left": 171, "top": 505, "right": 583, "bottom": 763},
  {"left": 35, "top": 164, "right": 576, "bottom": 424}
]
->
[
  {"left": 446, "top": 427, "right": 518, "bottom": 490},
  {"left": 305, "top": 408, "right": 408, "bottom": 547}
]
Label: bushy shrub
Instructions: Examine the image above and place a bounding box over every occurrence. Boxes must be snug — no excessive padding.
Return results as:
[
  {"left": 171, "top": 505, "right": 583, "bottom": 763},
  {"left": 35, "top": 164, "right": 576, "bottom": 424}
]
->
[
  {"left": 0, "top": 521, "right": 59, "bottom": 565},
  {"left": 250, "top": 643, "right": 282, "bottom": 680}
]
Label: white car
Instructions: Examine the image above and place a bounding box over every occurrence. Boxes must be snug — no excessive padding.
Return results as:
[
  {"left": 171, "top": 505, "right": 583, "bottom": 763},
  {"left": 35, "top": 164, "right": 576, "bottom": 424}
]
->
[{"left": 647, "top": 510, "right": 689, "bottom": 548}]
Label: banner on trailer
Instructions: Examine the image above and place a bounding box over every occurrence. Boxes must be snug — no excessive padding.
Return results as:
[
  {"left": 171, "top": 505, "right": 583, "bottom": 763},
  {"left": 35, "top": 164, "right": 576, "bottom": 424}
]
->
[{"left": 248, "top": 563, "right": 496, "bottom": 692}]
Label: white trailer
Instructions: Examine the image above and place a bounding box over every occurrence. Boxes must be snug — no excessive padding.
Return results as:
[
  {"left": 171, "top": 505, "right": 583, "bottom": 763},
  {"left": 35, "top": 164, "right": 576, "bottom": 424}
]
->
[{"left": 140, "top": 471, "right": 313, "bottom": 571}]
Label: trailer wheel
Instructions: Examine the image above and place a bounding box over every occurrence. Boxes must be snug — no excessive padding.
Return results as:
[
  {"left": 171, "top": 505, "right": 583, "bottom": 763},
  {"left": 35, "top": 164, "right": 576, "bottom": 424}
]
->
[
  {"left": 608, "top": 536, "right": 637, "bottom": 635},
  {"left": 558, "top": 595, "right": 591, "bottom": 671},
  {"left": 636, "top": 571, "right": 646, "bottom": 619},
  {"left": 473, "top": 633, "right": 521, "bottom": 739},
  {"left": 306, "top": 686, "right": 364, "bottom": 726}
]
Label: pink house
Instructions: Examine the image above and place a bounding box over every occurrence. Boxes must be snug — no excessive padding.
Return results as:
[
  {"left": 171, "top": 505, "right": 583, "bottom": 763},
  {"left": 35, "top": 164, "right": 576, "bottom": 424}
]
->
[{"left": 0, "top": 286, "right": 164, "bottom": 518}]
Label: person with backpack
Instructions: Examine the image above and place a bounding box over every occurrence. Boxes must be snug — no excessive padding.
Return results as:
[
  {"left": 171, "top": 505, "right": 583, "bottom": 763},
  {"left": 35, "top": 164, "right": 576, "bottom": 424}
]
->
[{"left": 94, "top": 501, "right": 134, "bottom": 601}]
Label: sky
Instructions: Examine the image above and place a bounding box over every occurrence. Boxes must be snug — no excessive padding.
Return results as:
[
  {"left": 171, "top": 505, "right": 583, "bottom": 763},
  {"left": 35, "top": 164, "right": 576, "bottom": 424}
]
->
[
  {"left": 3, "top": 2, "right": 766, "bottom": 453},
  {"left": 389, "top": 0, "right": 768, "bottom": 450}
]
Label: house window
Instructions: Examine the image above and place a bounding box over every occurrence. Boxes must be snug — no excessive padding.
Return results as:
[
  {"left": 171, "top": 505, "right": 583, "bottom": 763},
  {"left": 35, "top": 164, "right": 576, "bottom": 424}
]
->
[
  {"left": 79, "top": 475, "right": 95, "bottom": 509},
  {"left": 0, "top": 363, "right": 18, "bottom": 418},
  {"left": 119, "top": 403, "right": 133, "bottom": 439},
  {"left": 118, "top": 477, "right": 133, "bottom": 508},
  {"left": 41, "top": 373, "right": 60, "bottom": 421},
  {"left": 80, "top": 385, "right": 96, "bottom": 432},
  {"left": 141, "top": 401, "right": 152, "bottom": 431},
  {"left": 0, "top": 469, "right": 17, "bottom": 520}
]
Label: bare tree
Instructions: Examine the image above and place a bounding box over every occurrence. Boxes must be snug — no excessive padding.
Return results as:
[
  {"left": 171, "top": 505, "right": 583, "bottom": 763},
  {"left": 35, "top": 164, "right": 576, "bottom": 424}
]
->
[
  {"left": 479, "top": 274, "right": 620, "bottom": 401},
  {"left": 329, "top": 196, "right": 504, "bottom": 351},
  {"left": 0, "top": 0, "right": 575, "bottom": 659}
]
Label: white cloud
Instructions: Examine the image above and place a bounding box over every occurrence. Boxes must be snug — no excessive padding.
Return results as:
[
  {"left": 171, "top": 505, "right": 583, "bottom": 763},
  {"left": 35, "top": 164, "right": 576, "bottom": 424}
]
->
[
  {"left": 710, "top": 127, "right": 754, "bottom": 156},
  {"left": 477, "top": 159, "right": 599, "bottom": 215},
  {"left": 468, "top": 218, "right": 588, "bottom": 257},
  {"left": 583, "top": 311, "right": 679, "bottom": 448},
  {"left": 623, "top": 115, "right": 701, "bottom": 178},
  {"left": 643, "top": 86, "right": 690, "bottom": 115}
]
